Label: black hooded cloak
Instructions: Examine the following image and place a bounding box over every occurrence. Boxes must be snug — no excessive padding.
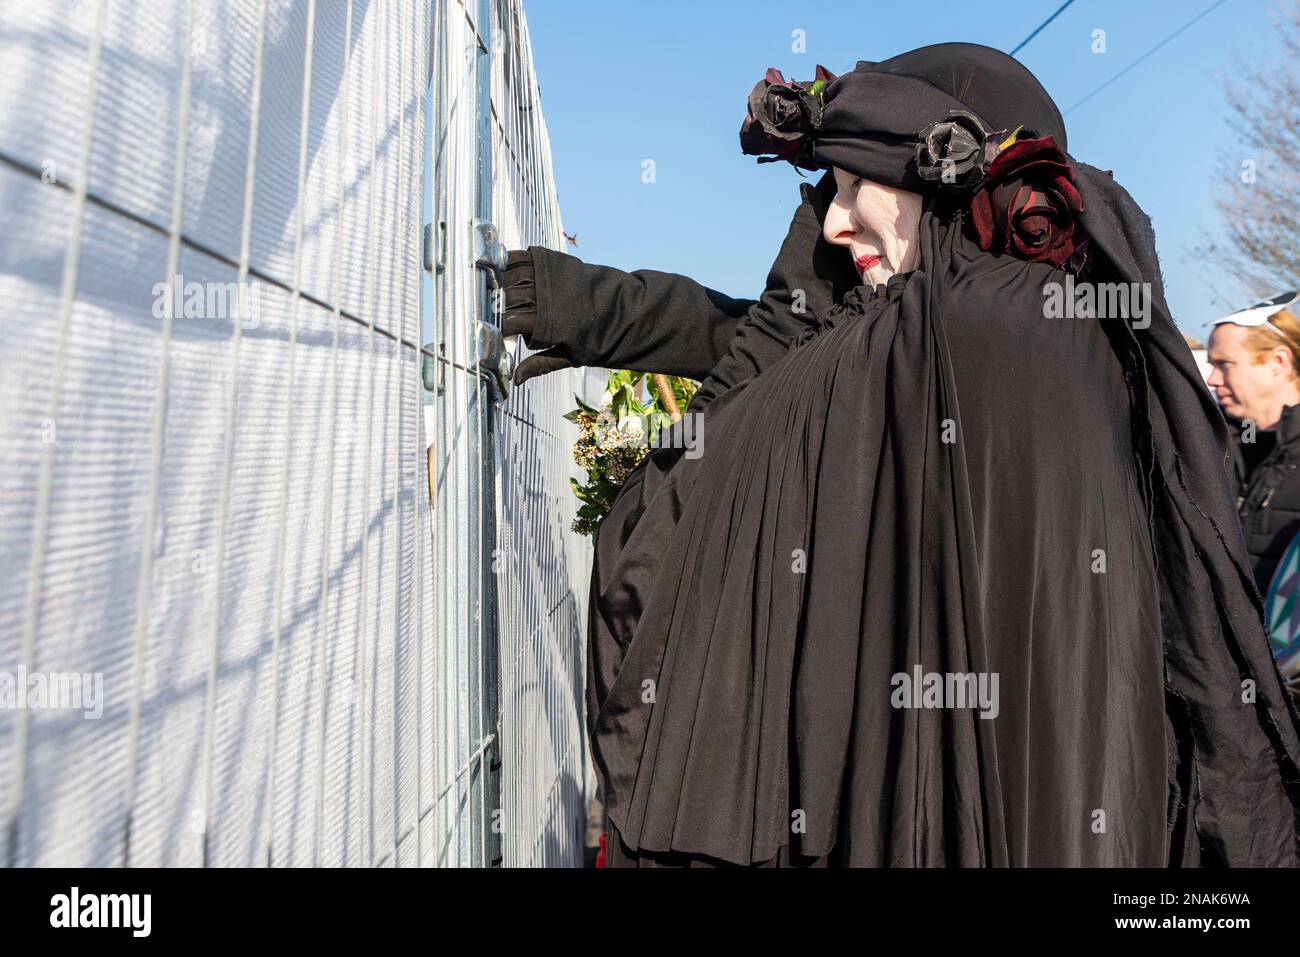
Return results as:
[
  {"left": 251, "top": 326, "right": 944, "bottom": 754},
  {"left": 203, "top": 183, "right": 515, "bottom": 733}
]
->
[{"left": 527, "top": 43, "right": 1300, "bottom": 866}]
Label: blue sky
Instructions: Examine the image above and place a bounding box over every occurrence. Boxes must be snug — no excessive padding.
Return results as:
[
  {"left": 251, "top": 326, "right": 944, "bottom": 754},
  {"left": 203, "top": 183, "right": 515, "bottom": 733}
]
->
[{"left": 522, "top": 0, "right": 1286, "bottom": 339}]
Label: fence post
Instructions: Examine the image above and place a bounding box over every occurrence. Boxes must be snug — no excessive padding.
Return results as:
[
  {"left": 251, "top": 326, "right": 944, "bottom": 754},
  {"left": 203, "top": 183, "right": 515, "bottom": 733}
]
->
[{"left": 473, "top": 0, "right": 505, "bottom": 869}]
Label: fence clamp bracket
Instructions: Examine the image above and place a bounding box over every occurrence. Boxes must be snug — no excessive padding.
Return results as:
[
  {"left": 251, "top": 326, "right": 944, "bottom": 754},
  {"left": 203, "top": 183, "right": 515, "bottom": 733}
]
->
[
  {"left": 421, "top": 341, "right": 446, "bottom": 395},
  {"left": 423, "top": 222, "right": 446, "bottom": 275},
  {"left": 473, "top": 218, "right": 507, "bottom": 288},
  {"left": 477, "top": 321, "right": 513, "bottom": 401}
]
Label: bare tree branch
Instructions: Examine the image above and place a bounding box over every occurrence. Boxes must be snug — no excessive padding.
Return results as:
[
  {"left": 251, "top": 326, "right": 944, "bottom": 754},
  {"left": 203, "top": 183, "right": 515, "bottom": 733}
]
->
[{"left": 1191, "top": 0, "right": 1300, "bottom": 300}]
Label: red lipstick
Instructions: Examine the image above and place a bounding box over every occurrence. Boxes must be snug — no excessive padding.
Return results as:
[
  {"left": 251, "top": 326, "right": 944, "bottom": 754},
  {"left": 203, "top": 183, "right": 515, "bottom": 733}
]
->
[{"left": 856, "top": 254, "right": 881, "bottom": 271}]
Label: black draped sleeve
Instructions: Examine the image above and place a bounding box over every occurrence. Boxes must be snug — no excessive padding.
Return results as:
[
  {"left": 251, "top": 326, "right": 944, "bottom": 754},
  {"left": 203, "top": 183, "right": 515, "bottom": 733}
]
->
[
  {"left": 525, "top": 244, "right": 756, "bottom": 381},
  {"left": 519, "top": 173, "right": 855, "bottom": 399}
]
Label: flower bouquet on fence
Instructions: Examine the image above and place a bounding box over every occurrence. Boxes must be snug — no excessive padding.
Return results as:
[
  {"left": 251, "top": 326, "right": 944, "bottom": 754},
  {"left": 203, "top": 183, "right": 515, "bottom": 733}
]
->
[{"left": 565, "top": 369, "right": 697, "bottom": 538}]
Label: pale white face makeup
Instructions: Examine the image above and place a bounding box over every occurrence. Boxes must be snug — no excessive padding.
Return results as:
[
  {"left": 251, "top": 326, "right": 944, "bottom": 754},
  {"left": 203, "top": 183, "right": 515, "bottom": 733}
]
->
[{"left": 821, "top": 167, "right": 923, "bottom": 286}]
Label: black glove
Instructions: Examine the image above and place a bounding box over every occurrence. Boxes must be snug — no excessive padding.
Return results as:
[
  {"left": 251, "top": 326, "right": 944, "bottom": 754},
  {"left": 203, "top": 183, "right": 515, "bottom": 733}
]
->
[{"left": 502, "top": 248, "right": 578, "bottom": 385}]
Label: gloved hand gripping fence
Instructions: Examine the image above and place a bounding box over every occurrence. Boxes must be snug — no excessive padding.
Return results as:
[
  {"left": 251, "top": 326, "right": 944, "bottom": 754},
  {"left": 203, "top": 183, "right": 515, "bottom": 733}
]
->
[{"left": 502, "top": 249, "right": 579, "bottom": 385}]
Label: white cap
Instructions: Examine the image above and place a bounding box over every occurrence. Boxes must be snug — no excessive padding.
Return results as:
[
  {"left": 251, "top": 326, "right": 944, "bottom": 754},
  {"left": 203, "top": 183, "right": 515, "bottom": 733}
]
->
[{"left": 1211, "top": 290, "right": 1299, "bottom": 329}]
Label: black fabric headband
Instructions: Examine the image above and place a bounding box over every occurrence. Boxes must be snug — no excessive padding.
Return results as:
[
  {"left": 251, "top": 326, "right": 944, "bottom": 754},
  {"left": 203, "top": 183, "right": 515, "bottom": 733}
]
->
[{"left": 741, "top": 42, "right": 1069, "bottom": 195}]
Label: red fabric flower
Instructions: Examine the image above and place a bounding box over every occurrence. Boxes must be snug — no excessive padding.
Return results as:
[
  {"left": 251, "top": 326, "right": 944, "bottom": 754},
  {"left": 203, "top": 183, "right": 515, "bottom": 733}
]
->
[
  {"left": 596, "top": 832, "right": 606, "bottom": 868},
  {"left": 969, "top": 136, "right": 1083, "bottom": 268}
]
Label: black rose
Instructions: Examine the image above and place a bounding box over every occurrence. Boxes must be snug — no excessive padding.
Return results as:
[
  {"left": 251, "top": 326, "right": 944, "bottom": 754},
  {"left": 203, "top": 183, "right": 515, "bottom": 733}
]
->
[
  {"left": 914, "top": 109, "right": 1003, "bottom": 190},
  {"left": 739, "top": 65, "right": 837, "bottom": 172}
]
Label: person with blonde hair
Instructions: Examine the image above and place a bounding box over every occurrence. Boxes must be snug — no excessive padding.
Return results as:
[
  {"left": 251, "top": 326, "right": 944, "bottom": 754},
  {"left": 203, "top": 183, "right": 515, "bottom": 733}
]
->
[{"left": 1208, "top": 291, "right": 1300, "bottom": 593}]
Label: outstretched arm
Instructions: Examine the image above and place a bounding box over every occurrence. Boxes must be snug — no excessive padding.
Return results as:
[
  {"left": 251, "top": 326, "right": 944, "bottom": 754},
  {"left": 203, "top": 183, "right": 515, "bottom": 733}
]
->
[
  {"left": 511, "top": 246, "right": 758, "bottom": 382},
  {"left": 503, "top": 169, "right": 855, "bottom": 397}
]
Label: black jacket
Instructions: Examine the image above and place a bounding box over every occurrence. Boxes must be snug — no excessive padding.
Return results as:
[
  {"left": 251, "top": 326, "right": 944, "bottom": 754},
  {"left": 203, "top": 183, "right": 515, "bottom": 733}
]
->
[{"left": 1230, "top": 404, "right": 1300, "bottom": 597}]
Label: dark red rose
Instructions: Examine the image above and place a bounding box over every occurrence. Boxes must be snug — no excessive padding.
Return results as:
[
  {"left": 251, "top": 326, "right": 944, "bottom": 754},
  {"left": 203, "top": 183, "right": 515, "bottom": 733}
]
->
[{"left": 969, "top": 136, "right": 1083, "bottom": 268}]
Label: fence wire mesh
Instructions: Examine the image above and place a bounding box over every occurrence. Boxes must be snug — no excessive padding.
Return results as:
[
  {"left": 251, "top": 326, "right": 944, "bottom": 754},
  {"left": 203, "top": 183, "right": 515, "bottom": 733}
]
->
[{"left": 0, "top": 0, "right": 590, "bottom": 867}]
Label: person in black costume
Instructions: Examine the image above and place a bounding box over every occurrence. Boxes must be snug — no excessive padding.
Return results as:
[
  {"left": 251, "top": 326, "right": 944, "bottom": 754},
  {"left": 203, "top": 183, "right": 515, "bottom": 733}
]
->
[{"left": 503, "top": 43, "right": 1300, "bottom": 867}]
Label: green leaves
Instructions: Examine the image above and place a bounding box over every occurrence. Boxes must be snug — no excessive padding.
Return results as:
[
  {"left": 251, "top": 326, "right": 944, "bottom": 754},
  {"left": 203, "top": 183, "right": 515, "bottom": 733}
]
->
[
  {"left": 562, "top": 369, "right": 698, "bottom": 538},
  {"left": 561, "top": 393, "right": 600, "bottom": 424},
  {"left": 568, "top": 476, "right": 596, "bottom": 504}
]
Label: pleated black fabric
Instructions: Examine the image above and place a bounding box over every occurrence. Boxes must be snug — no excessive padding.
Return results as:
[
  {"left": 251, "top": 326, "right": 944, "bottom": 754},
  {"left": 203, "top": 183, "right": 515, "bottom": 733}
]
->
[{"left": 586, "top": 188, "right": 1300, "bottom": 867}]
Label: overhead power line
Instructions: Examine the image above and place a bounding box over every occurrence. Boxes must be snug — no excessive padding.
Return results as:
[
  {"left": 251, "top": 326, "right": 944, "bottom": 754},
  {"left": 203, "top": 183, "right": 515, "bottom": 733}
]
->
[
  {"left": 1010, "top": 0, "right": 1078, "bottom": 56},
  {"left": 1065, "top": 0, "right": 1231, "bottom": 114}
]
